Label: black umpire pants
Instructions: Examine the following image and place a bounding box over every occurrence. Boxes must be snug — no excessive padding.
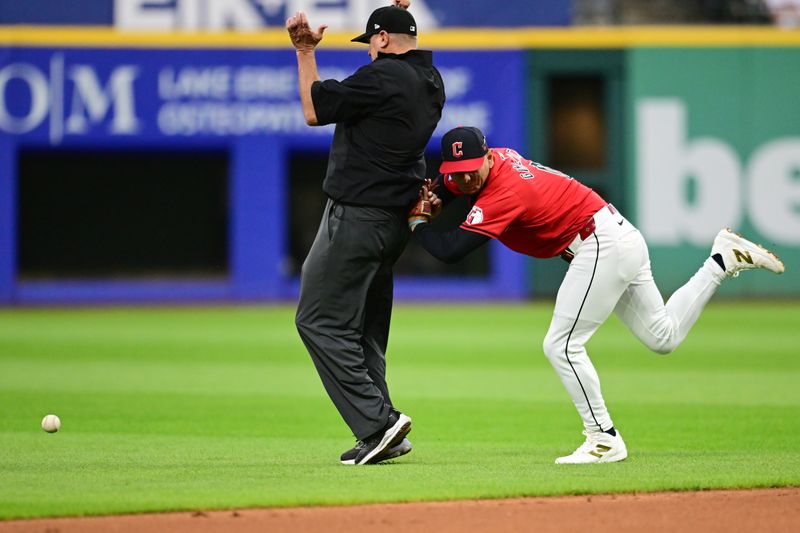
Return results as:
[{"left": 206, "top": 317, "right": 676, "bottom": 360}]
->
[{"left": 296, "top": 198, "right": 410, "bottom": 440}]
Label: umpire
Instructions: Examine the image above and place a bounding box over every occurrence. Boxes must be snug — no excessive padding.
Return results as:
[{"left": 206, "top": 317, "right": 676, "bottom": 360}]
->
[{"left": 286, "top": 3, "right": 445, "bottom": 465}]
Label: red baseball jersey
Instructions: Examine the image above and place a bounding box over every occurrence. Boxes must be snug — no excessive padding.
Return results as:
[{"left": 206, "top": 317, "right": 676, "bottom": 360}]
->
[{"left": 443, "top": 148, "right": 606, "bottom": 258}]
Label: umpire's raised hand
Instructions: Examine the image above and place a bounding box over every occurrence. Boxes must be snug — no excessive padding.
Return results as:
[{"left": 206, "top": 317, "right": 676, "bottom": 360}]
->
[{"left": 286, "top": 11, "right": 327, "bottom": 52}]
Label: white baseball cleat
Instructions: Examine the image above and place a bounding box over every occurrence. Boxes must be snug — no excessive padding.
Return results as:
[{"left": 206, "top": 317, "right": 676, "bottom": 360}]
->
[
  {"left": 711, "top": 228, "right": 785, "bottom": 277},
  {"left": 555, "top": 430, "right": 628, "bottom": 464}
]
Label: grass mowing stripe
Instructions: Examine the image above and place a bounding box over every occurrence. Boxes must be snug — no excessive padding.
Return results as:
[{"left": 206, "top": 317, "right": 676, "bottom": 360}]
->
[
  {"left": 2, "top": 401, "right": 798, "bottom": 518},
  {"left": 0, "top": 302, "right": 798, "bottom": 518}
]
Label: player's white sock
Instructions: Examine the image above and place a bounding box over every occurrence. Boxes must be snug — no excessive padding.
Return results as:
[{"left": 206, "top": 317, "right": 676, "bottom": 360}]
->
[{"left": 703, "top": 256, "right": 727, "bottom": 285}]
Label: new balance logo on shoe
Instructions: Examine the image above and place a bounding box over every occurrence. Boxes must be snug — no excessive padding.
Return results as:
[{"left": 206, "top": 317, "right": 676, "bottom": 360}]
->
[
  {"left": 588, "top": 444, "right": 612, "bottom": 458},
  {"left": 733, "top": 249, "right": 754, "bottom": 264}
]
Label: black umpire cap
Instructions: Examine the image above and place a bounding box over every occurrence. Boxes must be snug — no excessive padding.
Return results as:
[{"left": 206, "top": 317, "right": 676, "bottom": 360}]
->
[{"left": 351, "top": 6, "right": 417, "bottom": 43}]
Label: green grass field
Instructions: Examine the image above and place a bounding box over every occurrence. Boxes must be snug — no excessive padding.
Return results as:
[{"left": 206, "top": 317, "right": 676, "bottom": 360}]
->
[{"left": 1, "top": 302, "right": 799, "bottom": 519}]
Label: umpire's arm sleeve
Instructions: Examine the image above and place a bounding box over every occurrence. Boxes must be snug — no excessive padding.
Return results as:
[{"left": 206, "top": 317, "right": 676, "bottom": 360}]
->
[
  {"left": 311, "top": 66, "right": 382, "bottom": 125},
  {"left": 414, "top": 224, "right": 490, "bottom": 264}
]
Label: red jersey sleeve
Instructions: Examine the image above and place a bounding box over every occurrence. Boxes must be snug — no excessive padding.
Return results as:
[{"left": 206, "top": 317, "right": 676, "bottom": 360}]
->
[{"left": 459, "top": 187, "right": 525, "bottom": 239}]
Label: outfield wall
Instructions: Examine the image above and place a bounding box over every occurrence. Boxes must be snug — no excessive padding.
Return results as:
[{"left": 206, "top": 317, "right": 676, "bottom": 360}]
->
[
  {"left": 0, "top": 38, "right": 527, "bottom": 304},
  {"left": 0, "top": 0, "right": 571, "bottom": 29},
  {"left": 0, "top": 28, "right": 798, "bottom": 303},
  {"left": 628, "top": 47, "right": 800, "bottom": 296}
]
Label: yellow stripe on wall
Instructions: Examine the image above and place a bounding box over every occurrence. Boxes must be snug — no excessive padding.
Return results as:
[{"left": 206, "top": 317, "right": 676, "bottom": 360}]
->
[{"left": 2, "top": 25, "right": 800, "bottom": 49}]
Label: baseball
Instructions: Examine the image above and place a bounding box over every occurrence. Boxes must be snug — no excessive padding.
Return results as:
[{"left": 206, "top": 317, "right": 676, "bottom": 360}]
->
[{"left": 41, "top": 414, "right": 61, "bottom": 433}]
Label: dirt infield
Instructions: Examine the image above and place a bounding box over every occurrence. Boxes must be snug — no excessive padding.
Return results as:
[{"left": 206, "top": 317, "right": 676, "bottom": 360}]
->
[{"left": 2, "top": 488, "right": 798, "bottom": 533}]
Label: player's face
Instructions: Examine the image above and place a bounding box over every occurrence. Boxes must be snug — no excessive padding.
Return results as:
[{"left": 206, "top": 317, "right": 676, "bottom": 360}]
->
[{"left": 450, "top": 153, "right": 492, "bottom": 195}]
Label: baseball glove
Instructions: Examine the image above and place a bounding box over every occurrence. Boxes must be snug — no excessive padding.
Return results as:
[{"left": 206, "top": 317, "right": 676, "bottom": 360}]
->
[{"left": 408, "top": 179, "right": 433, "bottom": 218}]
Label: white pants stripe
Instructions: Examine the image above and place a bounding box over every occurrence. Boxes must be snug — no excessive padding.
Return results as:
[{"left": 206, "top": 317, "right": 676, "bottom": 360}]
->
[{"left": 543, "top": 206, "right": 724, "bottom": 432}]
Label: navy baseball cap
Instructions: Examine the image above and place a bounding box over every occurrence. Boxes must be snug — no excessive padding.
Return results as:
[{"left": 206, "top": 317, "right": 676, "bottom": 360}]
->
[
  {"left": 351, "top": 6, "right": 417, "bottom": 43},
  {"left": 439, "top": 126, "right": 489, "bottom": 174}
]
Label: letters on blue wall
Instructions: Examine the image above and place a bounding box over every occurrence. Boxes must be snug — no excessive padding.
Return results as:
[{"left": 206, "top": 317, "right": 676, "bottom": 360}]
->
[
  {"left": 0, "top": 0, "right": 570, "bottom": 28},
  {"left": 0, "top": 46, "right": 528, "bottom": 303}
]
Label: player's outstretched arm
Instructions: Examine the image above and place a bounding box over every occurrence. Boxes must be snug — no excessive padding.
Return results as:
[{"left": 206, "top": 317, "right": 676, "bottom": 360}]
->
[{"left": 414, "top": 225, "right": 490, "bottom": 264}]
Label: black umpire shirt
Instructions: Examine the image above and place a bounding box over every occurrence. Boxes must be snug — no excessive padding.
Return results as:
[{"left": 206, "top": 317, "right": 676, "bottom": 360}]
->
[{"left": 311, "top": 49, "right": 445, "bottom": 208}]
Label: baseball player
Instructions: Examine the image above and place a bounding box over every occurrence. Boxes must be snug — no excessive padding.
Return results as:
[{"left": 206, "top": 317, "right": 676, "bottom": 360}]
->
[{"left": 409, "top": 126, "right": 785, "bottom": 464}]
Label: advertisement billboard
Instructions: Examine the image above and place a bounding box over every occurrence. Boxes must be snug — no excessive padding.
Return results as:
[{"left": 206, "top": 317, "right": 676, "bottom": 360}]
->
[
  {"left": 0, "top": 1, "right": 570, "bottom": 29},
  {"left": 629, "top": 48, "right": 800, "bottom": 296},
  {"left": 0, "top": 45, "right": 527, "bottom": 304}
]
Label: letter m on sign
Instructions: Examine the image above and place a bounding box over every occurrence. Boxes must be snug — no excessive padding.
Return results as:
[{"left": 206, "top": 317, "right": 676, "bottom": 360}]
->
[
  {"left": 733, "top": 249, "right": 753, "bottom": 264},
  {"left": 65, "top": 65, "right": 140, "bottom": 135}
]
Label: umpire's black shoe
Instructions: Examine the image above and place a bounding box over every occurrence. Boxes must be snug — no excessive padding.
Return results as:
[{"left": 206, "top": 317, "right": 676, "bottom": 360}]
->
[
  {"left": 340, "top": 440, "right": 366, "bottom": 465},
  {"left": 340, "top": 438, "right": 413, "bottom": 465},
  {"left": 354, "top": 410, "right": 412, "bottom": 465}
]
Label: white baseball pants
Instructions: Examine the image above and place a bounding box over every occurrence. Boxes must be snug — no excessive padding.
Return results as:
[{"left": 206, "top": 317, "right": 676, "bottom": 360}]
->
[{"left": 542, "top": 205, "right": 725, "bottom": 432}]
